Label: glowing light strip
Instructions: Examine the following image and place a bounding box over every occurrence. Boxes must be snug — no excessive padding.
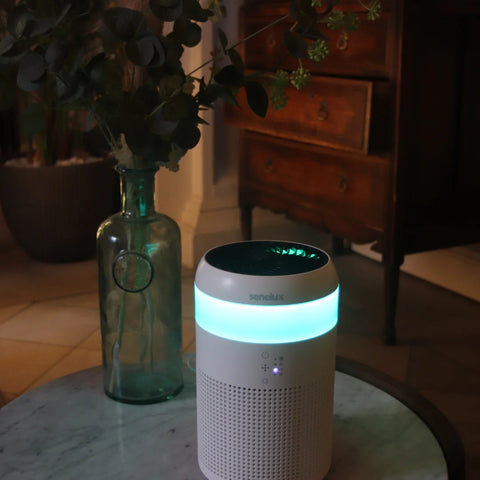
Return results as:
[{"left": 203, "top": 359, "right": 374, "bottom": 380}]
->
[{"left": 195, "top": 285, "right": 339, "bottom": 344}]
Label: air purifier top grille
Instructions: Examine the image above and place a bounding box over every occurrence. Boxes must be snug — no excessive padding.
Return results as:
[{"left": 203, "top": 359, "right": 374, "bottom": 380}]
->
[
  {"left": 196, "top": 240, "right": 338, "bottom": 305},
  {"left": 205, "top": 241, "right": 328, "bottom": 276}
]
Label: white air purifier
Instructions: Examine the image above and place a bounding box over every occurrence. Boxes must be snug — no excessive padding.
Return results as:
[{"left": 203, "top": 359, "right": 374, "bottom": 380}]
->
[{"left": 195, "top": 240, "right": 339, "bottom": 480}]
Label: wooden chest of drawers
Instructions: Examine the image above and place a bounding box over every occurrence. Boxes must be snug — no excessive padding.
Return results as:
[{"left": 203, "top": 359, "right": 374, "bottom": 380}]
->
[
  {"left": 232, "top": 76, "right": 373, "bottom": 153},
  {"left": 240, "top": 133, "right": 387, "bottom": 241},
  {"left": 241, "top": 2, "right": 394, "bottom": 78},
  {"left": 229, "top": 0, "right": 480, "bottom": 343}
]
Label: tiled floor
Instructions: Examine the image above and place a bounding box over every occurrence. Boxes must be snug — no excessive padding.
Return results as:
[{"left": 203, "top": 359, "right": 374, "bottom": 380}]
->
[
  {"left": 0, "top": 244, "right": 196, "bottom": 404},
  {"left": 0, "top": 226, "right": 479, "bottom": 479}
]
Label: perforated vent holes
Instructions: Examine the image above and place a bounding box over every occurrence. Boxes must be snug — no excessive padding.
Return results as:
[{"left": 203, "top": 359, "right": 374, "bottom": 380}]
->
[{"left": 197, "top": 370, "right": 330, "bottom": 480}]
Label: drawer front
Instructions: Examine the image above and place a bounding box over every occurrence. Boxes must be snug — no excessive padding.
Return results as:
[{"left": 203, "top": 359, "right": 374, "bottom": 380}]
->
[
  {"left": 240, "top": 133, "right": 387, "bottom": 230},
  {"left": 229, "top": 75, "right": 372, "bottom": 153},
  {"left": 242, "top": 6, "right": 393, "bottom": 78}
]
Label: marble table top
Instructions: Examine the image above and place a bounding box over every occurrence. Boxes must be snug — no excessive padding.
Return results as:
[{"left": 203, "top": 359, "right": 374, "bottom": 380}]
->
[{"left": 0, "top": 356, "right": 450, "bottom": 480}]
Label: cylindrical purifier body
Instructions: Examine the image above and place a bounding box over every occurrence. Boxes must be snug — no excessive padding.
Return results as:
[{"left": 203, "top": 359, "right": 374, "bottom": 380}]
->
[{"left": 195, "top": 241, "right": 339, "bottom": 480}]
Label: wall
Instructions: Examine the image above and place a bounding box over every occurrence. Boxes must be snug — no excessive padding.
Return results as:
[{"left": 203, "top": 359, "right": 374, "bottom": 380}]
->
[{"left": 155, "top": 0, "right": 246, "bottom": 267}]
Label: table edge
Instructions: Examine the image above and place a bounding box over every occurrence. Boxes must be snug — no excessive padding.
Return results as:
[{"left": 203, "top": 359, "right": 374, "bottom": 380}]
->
[{"left": 335, "top": 355, "right": 466, "bottom": 480}]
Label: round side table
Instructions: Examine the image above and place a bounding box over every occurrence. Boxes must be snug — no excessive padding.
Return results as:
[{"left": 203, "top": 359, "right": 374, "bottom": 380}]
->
[{"left": 0, "top": 355, "right": 464, "bottom": 479}]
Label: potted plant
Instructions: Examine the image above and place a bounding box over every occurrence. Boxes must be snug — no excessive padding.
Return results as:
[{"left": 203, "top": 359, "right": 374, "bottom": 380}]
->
[
  {"left": 0, "top": 0, "right": 381, "bottom": 403},
  {"left": 0, "top": 0, "right": 119, "bottom": 262}
]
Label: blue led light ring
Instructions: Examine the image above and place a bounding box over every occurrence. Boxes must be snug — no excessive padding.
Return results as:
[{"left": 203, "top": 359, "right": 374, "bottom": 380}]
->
[{"left": 195, "top": 285, "right": 339, "bottom": 344}]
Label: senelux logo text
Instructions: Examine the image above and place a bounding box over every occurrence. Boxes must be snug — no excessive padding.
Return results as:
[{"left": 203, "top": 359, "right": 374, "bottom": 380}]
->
[{"left": 249, "top": 293, "right": 285, "bottom": 301}]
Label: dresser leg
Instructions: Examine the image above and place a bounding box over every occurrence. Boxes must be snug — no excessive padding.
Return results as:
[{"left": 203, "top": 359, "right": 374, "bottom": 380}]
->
[
  {"left": 240, "top": 206, "right": 252, "bottom": 241},
  {"left": 332, "top": 236, "right": 351, "bottom": 255},
  {"left": 383, "top": 263, "right": 400, "bottom": 345}
]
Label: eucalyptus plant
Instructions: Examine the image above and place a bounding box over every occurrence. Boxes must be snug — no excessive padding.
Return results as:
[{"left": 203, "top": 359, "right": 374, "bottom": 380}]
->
[{"left": 0, "top": 0, "right": 381, "bottom": 169}]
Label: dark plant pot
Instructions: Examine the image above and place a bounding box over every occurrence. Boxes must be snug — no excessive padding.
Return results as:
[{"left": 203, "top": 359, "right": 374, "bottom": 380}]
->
[{"left": 0, "top": 157, "right": 119, "bottom": 262}]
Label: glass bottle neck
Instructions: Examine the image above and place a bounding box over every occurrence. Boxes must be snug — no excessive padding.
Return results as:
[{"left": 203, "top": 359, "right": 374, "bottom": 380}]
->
[{"left": 119, "top": 168, "right": 157, "bottom": 217}]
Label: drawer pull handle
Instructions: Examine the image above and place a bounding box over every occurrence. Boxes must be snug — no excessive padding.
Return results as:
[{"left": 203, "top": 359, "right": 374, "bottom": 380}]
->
[
  {"left": 338, "top": 175, "right": 348, "bottom": 193},
  {"left": 317, "top": 101, "right": 329, "bottom": 121},
  {"left": 265, "top": 158, "right": 274, "bottom": 173},
  {"left": 336, "top": 32, "right": 349, "bottom": 51}
]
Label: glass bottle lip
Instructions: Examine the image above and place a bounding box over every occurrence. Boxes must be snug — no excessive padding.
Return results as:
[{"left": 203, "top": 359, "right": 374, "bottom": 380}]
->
[{"left": 115, "top": 164, "right": 160, "bottom": 175}]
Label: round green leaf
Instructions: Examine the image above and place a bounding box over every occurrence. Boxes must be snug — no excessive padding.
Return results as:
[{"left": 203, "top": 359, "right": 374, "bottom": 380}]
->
[
  {"left": 45, "top": 40, "right": 66, "bottom": 72},
  {"left": 17, "top": 52, "right": 45, "bottom": 91},
  {"left": 214, "top": 64, "right": 244, "bottom": 88},
  {"left": 86, "top": 53, "right": 106, "bottom": 92},
  {"left": 133, "top": 84, "right": 161, "bottom": 114},
  {"left": 149, "top": 36, "right": 167, "bottom": 67},
  {"left": 217, "top": 28, "right": 228, "bottom": 52},
  {"left": 245, "top": 80, "right": 268, "bottom": 118},
  {"left": 156, "top": 73, "right": 183, "bottom": 97},
  {"left": 0, "top": 35, "right": 15, "bottom": 56},
  {"left": 162, "top": 93, "right": 198, "bottom": 121},
  {"left": 54, "top": 3, "right": 72, "bottom": 27},
  {"left": 147, "top": 109, "right": 178, "bottom": 136},
  {"left": 16, "top": 75, "right": 42, "bottom": 92},
  {"left": 149, "top": 0, "right": 183, "bottom": 22},
  {"left": 18, "top": 52, "right": 45, "bottom": 82},
  {"left": 126, "top": 33, "right": 165, "bottom": 67},
  {"left": 161, "top": 35, "right": 184, "bottom": 73},
  {"left": 282, "top": 31, "right": 307, "bottom": 59},
  {"left": 172, "top": 119, "right": 200, "bottom": 149},
  {"left": 126, "top": 37, "right": 155, "bottom": 66},
  {"left": 124, "top": 123, "right": 170, "bottom": 163},
  {"left": 197, "top": 83, "right": 238, "bottom": 108},
  {"left": 228, "top": 48, "right": 244, "bottom": 72},
  {"left": 183, "top": 0, "right": 211, "bottom": 22},
  {"left": 173, "top": 18, "right": 201, "bottom": 47},
  {"left": 7, "top": 6, "right": 34, "bottom": 38},
  {"left": 103, "top": 7, "right": 146, "bottom": 41},
  {"left": 69, "top": 0, "right": 92, "bottom": 16},
  {"left": 162, "top": 93, "right": 197, "bottom": 121},
  {"left": 289, "top": 0, "right": 316, "bottom": 24},
  {"left": 54, "top": 75, "right": 77, "bottom": 102},
  {"left": 30, "top": 17, "right": 55, "bottom": 37}
]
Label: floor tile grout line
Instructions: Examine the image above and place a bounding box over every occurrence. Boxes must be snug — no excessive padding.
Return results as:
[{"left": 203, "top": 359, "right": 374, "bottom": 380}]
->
[
  {"left": 1, "top": 289, "right": 100, "bottom": 309},
  {"left": 0, "top": 304, "right": 101, "bottom": 328},
  {"left": 2, "top": 315, "right": 194, "bottom": 398},
  {"left": 72, "top": 326, "right": 103, "bottom": 349},
  {"left": 30, "top": 291, "right": 100, "bottom": 307},
  {"left": 0, "top": 335, "right": 97, "bottom": 350},
  {"left": 0, "top": 302, "right": 34, "bottom": 325},
  {"left": 183, "top": 339, "right": 195, "bottom": 352}
]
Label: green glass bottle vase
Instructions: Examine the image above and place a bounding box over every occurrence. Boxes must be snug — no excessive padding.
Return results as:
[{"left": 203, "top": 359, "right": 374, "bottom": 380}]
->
[{"left": 97, "top": 166, "right": 183, "bottom": 404}]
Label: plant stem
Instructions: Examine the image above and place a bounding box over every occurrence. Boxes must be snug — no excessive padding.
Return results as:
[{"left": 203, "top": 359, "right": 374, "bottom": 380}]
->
[
  {"left": 187, "top": 13, "right": 290, "bottom": 77},
  {"left": 95, "top": 116, "right": 118, "bottom": 152},
  {"left": 109, "top": 290, "right": 126, "bottom": 393},
  {"left": 230, "top": 13, "right": 290, "bottom": 51}
]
